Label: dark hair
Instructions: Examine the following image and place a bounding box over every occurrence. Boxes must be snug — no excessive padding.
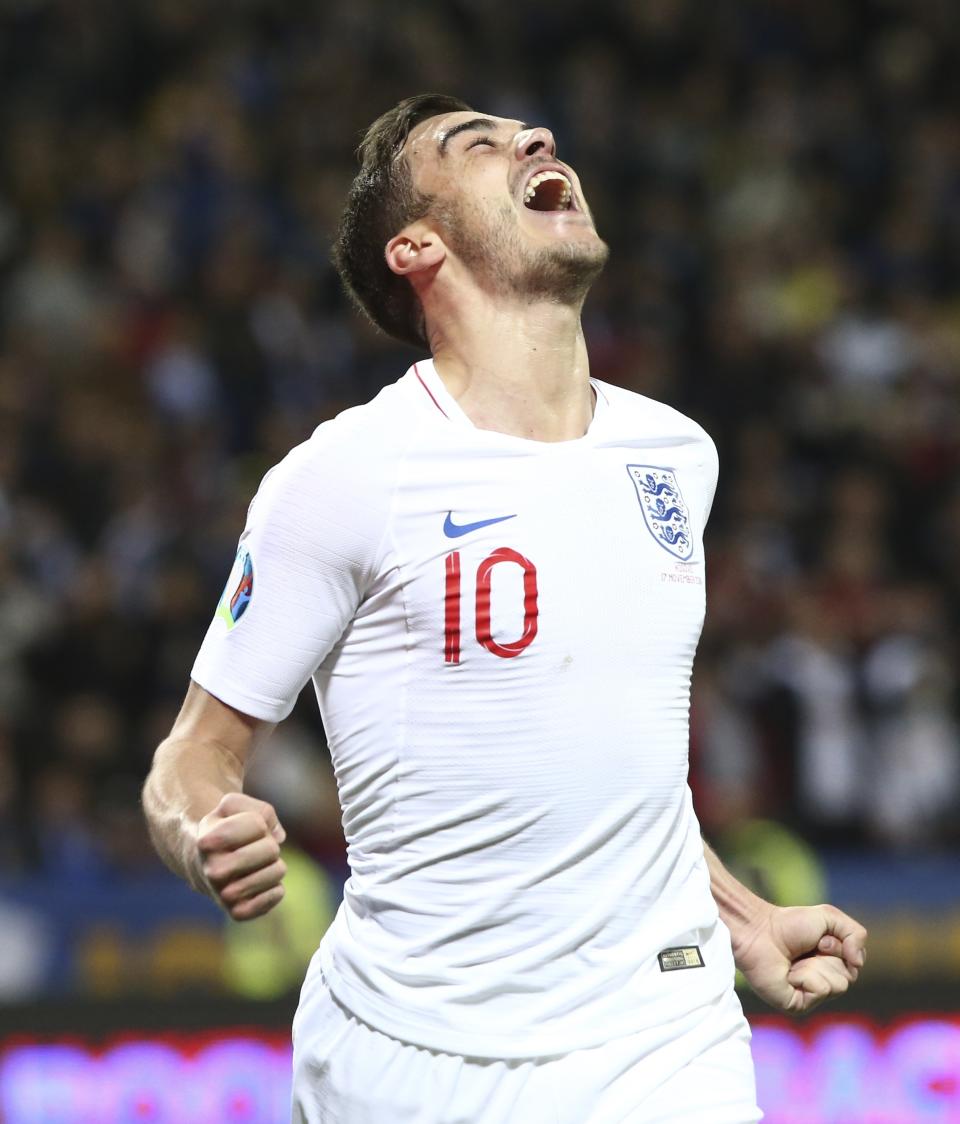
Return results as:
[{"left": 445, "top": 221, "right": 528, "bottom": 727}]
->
[{"left": 333, "top": 94, "right": 473, "bottom": 349}]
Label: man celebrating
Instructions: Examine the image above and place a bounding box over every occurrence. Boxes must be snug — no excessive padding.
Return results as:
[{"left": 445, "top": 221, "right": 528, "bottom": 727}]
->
[{"left": 143, "top": 95, "right": 867, "bottom": 1123}]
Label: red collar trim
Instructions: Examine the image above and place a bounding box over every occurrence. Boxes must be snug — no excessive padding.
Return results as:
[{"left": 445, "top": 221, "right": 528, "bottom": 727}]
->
[{"left": 413, "top": 362, "right": 449, "bottom": 419}]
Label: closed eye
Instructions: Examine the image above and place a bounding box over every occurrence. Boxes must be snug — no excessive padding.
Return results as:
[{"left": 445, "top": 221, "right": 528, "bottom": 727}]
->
[{"left": 467, "top": 136, "right": 495, "bottom": 150}]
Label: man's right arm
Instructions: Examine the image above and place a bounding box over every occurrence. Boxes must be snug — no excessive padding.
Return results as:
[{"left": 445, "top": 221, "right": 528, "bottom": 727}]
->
[
  {"left": 142, "top": 681, "right": 288, "bottom": 921},
  {"left": 144, "top": 422, "right": 387, "bottom": 919}
]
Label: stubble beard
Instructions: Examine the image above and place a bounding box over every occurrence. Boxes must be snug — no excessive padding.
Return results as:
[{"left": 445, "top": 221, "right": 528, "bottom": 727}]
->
[{"left": 437, "top": 199, "right": 609, "bottom": 308}]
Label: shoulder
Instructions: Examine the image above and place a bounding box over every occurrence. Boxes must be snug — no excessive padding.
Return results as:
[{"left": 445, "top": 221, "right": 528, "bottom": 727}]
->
[
  {"left": 237, "top": 379, "right": 423, "bottom": 580},
  {"left": 594, "top": 379, "right": 716, "bottom": 448},
  {"left": 259, "top": 374, "right": 421, "bottom": 503}
]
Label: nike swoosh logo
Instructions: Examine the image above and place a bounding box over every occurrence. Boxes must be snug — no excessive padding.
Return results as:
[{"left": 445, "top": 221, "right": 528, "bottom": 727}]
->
[{"left": 443, "top": 511, "right": 517, "bottom": 538}]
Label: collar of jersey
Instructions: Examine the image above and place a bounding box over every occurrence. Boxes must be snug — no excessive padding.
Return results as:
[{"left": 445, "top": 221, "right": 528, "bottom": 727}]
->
[{"left": 411, "top": 359, "right": 607, "bottom": 449}]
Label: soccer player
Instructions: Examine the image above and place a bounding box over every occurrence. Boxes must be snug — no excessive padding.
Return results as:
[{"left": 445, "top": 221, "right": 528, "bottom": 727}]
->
[{"left": 142, "top": 94, "right": 868, "bottom": 1122}]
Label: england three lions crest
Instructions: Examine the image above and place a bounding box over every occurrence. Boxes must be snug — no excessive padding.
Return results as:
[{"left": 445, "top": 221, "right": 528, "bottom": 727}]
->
[{"left": 626, "top": 465, "right": 694, "bottom": 560}]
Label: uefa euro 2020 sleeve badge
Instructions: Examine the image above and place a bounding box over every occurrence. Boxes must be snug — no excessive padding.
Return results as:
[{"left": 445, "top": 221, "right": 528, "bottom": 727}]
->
[
  {"left": 216, "top": 544, "right": 254, "bottom": 630},
  {"left": 625, "top": 465, "right": 694, "bottom": 561}
]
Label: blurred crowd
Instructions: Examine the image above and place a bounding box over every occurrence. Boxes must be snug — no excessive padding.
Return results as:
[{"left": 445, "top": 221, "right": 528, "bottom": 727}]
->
[{"left": 1, "top": 0, "right": 959, "bottom": 890}]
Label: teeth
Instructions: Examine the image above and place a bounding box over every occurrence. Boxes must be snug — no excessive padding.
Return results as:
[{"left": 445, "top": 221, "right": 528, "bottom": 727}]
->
[{"left": 523, "top": 170, "right": 572, "bottom": 209}]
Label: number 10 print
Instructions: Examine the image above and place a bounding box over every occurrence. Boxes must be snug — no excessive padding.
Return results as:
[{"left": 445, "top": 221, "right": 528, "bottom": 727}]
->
[{"left": 443, "top": 548, "right": 539, "bottom": 663}]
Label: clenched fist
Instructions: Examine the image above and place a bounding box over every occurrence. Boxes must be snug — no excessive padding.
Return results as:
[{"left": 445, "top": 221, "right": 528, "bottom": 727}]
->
[
  {"left": 196, "top": 793, "right": 288, "bottom": 921},
  {"left": 735, "top": 903, "right": 868, "bottom": 1014}
]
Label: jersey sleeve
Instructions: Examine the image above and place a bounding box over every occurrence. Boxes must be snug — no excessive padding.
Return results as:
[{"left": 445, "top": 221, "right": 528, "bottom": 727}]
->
[{"left": 190, "top": 424, "right": 391, "bottom": 722}]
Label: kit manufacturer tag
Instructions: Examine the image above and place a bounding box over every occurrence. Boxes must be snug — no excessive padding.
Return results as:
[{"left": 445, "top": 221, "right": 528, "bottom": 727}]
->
[{"left": 658, "top": 946, "right": 705, "bottom": 971}]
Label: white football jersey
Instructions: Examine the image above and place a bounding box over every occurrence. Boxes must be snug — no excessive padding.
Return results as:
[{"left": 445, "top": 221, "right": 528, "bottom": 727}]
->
[{"left": 192, "top": 359, "right": 737, "bottom": 1058}]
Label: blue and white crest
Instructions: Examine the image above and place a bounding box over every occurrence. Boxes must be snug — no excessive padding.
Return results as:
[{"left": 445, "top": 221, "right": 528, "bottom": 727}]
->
[{"left": 626, "top": 465, "right": 694, "bottom": 560}]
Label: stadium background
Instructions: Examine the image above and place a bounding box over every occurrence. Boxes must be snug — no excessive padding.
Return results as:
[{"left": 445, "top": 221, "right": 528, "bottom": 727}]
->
[{"left": 0, "top": 0, "right": 958, "bottom": 1120}]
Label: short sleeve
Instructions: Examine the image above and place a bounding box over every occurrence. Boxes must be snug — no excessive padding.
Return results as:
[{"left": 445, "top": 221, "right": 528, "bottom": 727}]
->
[{"left": 190, "top": 424, "right": 391, "bottom": 722}]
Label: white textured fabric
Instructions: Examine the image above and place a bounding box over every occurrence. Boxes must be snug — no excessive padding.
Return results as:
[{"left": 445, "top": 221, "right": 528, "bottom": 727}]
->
[
  {"left": 193, "top": 359, "right": 735, "bottom": 1059},
  {"left": 291, "top": 966, "right": 760, "bottom": 1123}
]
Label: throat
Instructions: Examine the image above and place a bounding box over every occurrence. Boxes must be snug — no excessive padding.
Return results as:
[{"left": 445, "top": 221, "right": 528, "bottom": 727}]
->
[
  {"left": 431, "top": 320, "right": 595, "bottom": 443},
  {"left": 424, "top": 274, "right": 598, "bottom": 441},
  {"left": 458, "top": 383, "right": 596, "bottom": 443}
]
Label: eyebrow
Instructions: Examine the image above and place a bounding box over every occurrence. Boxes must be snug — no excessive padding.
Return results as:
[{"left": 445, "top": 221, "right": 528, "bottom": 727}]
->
[{"left": 438, "top": 117, "right": 528, "bottom": 155}]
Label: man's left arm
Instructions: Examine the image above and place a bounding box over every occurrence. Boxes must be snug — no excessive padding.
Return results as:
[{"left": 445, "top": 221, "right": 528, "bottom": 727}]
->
[{"left": 704, "top": 840, "right": 868, "bottom": 1014}]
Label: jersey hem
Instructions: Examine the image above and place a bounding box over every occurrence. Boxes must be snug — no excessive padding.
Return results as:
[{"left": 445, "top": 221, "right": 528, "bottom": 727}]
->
[{"left": 316, "top": 937, "right": 737, "bottom": 1061}]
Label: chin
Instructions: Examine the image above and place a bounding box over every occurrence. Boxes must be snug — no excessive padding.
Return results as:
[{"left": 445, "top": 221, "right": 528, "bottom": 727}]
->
[
  {"left": 443, "top": 203, "right": 608, "bottom": 304},
  {"left": 522, "top": 237, "right": 609, "bottom": 304}
]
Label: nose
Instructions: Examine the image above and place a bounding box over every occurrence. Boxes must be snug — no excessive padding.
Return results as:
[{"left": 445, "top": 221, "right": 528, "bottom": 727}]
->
[{"left": 515, "top": 126, "right": 556, "bottom": 161}]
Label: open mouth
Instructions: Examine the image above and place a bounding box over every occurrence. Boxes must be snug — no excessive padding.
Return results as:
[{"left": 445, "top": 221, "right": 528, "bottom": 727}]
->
[{"left": 523, "top": 169, "right": 574, "bottom": 212}]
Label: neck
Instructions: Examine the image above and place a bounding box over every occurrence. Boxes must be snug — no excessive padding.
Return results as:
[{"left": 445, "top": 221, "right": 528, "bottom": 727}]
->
[{"left": 426, "top": 292, "right": 593, "bottom": 442}]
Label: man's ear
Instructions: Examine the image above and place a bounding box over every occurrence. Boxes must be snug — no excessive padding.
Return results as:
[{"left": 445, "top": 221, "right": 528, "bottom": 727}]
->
[{"left": 385, "top": 224, "right": 446, "bottom": 278}]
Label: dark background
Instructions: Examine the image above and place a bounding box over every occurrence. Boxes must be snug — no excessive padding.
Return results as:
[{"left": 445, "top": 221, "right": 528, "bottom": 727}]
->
[{"left": 0, "top": 0, "right": 958, "bottom": 1017}]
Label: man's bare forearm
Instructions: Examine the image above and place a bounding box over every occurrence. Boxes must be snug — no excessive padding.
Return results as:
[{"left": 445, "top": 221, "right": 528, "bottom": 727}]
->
[
  {"left": 142, "top": 734, "right": 245, "bottom": 890},
  {"left": 703, "top": 839, "right": 772, "bottom": 958},
  {"left": 142, "top": 682, "right": 275, "bottom": 896}
]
